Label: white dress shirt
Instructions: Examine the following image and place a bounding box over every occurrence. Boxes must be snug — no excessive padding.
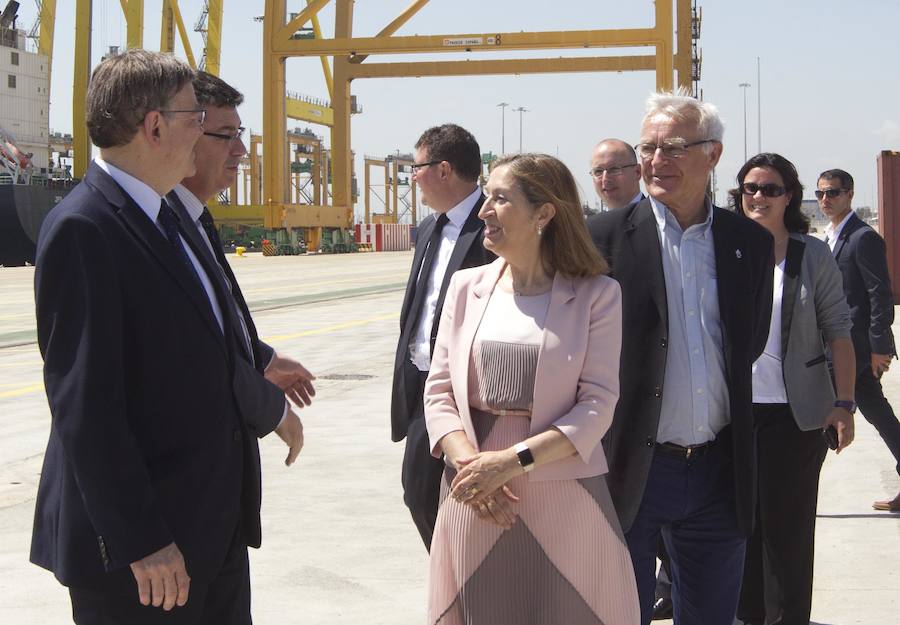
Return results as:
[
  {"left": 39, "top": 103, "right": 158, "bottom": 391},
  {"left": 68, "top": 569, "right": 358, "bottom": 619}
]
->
[
  {"left": 95, "top": 158, "right": 224, "bottom": 332},
  {"left": 824, "top": 210, "right": 854, "bottom": 251},
  {"left": 409, "top": 186, "right": 481, "bottom": 372}
]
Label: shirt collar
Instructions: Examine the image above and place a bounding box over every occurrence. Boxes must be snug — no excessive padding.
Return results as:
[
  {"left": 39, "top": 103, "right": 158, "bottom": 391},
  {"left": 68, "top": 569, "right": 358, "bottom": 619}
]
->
[
  {"left": 94, "top": 156, "right": 164, "bottom": 222},
  {"left": 649, "top": 195, "right": 713, "bottom": 235},
  {"left": 825, "top": 210, "right": 853, "bottom": 241},
  {"left": 443, "top": 186, "right": 481, "bottom": 229},
  {"left": 172, "top": 184, "right": 205, "bottom": 222},
  {"left": 628, "top": 191, "right": 645, "bottom": 207}
]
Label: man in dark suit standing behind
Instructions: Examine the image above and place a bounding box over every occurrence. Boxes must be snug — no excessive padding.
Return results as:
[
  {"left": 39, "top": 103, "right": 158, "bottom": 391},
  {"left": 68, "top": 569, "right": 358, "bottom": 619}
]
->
[
  {"left": 391, "top": 124, "right": 494, "bottom": 549},
  {"left": 591, "top": 92, "right": 774, "bottom": 624},
  {"left": 30, "top": 50, "right": 294, "bottom": 624},
  {"left": 819, "top": 169, "right": 900, "bottom": 512},
  {"left": 167, "top": 70, "right": 315, "bottom": 464}
]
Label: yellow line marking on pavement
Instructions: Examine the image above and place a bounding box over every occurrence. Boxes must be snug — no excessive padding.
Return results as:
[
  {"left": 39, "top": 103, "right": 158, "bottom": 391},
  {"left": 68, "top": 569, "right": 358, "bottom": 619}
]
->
[
  {"left": 263, "top": 312, "right": 399, "bottom": 343},
  {"left": 1, "top": 313, "right": 400, "bottom": 398},
  {"left": 0, "top": 382, "right": 44, "bottom": 399},
  {"left": 241, "top": 272, "right": 409, "bottom": 296}
]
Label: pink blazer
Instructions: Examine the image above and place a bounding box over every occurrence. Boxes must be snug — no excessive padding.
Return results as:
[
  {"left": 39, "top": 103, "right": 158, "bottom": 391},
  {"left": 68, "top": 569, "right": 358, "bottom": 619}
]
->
[{"left": 424, "top": 257, "right": 623, "bottom": 481}]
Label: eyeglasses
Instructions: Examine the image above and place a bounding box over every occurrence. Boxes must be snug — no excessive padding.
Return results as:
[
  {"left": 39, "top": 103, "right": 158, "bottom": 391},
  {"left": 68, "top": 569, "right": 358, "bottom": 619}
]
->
[
  {"left": 203, "top": 127, "right": 246, "bottom": 142},
  {"left": 814, "top": 188, "right": 846, "bottom": 200},
  {"left": 741, "top": 182, "right": 787, "bottom": 198},
  {"left": 159, "top": 108, "right": 207, "bottom": 126},
  {"left": 410, "top": 160, "right": 442, "bottom": 173},
  {"left": 634, "top": 139, "right": 714, "bottom": 160},
  {"left": 589, "top": 164, "right": 637, "bottom": 178}
]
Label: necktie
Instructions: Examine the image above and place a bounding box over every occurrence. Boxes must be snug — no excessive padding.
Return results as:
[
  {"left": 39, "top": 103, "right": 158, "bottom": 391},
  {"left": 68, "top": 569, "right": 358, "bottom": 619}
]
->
[
  {"left": 158, "top": 200, "right": 205, "bottom": 292},
  {"left": 198, "top": 208, "right": 255, "bottom": 365},
  {"left": 407, "top": 213, "right": 449, "bottom": 338}
]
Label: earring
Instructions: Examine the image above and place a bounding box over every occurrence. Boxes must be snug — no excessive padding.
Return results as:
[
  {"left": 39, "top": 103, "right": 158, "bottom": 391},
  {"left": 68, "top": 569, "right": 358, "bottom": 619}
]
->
[{"left": 537, "top": 225, "right": 543, "bottom": 236}]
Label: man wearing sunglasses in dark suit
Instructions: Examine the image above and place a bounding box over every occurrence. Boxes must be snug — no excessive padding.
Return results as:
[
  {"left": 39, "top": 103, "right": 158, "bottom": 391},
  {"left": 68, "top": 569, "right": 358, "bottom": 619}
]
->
[{"left": 819, "top": 169, "right": 900, "bottom": 512}]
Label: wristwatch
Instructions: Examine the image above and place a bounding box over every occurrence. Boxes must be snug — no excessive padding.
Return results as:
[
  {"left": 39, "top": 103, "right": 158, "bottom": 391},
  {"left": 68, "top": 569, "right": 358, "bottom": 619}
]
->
[
  {"left": 834, "top": 400, "right": 857, "bottom": 415},
  {"left": 514, "top": 442, "right": 535, "bottom": 473}
]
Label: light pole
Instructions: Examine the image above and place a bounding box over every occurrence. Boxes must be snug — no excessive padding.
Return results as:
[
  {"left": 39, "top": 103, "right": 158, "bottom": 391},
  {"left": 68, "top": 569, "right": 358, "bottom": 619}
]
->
[
  {"left": 497, "top": 102, "right": 509, "bottom": 154},
  {"left": 739, "top": 82, "right": 751, "bottom": 162},
  {"left": 757, "top": 57, "right": 762, "bottom": 153},
  {"left": 514, "top": 106, "right": 529, "bottom": 152}
]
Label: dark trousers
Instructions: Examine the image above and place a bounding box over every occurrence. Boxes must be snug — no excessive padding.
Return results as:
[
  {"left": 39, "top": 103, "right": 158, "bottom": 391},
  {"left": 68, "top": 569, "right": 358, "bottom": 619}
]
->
[
  {"left": 856, "top": 365, "right": 900, "bottom": 476},
  {"left": 625, "top": 433, "right": 746, "bottom": 625},
  {"left": 400, "top": 359, "right": 445, "bottom": 551},
  {"left": 70, "top": 527, "right": 251, "bottom": 625},
  {"left": 655, "top": 539, "right": 672, "bottom": 601},
  {"left": 738, "top": 404, "right": 827, "bottom": 625}
]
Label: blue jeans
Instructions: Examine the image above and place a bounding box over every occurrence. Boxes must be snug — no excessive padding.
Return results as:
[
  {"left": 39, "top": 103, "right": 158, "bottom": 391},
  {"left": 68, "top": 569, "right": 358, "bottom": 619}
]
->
[{"left": 625, "top": 436, "right": 746, "bottom": 625}]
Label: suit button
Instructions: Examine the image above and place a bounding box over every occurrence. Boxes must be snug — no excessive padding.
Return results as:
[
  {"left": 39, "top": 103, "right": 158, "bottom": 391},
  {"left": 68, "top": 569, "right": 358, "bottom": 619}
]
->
[
  {"left": 233, "top": 430, "right": 242, "bottom": 442},
  {"left": 645, "top": 437, "right": 654, "bottom": 447},
  {"left": 660, "top": 337, "right": 667, "bottom": 348},
  {"left": 653, "top": 386, "right": 662, "bottom": 398}
]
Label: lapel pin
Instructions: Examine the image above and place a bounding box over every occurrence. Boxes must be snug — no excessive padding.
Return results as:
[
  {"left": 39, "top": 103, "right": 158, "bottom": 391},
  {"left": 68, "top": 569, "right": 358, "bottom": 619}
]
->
[{"left": 735, "top": 249, "right": 742, "bottom": 259}]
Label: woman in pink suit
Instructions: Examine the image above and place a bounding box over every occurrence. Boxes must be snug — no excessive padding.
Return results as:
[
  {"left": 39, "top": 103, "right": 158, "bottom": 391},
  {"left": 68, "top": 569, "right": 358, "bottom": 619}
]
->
[{"left": 424, "top": 153, "right": 639, "bottom": 624}]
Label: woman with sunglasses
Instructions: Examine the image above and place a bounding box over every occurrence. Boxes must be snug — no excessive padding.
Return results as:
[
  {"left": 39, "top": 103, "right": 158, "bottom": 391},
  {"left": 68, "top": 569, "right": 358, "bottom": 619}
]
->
[{"left": 730, "top": 153, "right": 855, "bottom": 625}]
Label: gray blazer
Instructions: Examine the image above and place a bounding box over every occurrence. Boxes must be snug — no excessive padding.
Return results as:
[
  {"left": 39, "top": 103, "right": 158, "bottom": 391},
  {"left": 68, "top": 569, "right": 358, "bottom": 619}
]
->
[{"left": 781, "top": 233, "right": 852, "bottom": 430}]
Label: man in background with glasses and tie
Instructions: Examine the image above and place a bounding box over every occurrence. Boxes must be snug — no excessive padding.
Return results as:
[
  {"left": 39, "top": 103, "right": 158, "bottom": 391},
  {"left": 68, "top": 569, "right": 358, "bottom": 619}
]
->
[
  {"left": 390, "top": 124, "right": 494, "bottom": 549},
  {"left": 168, "top": 71, "right": 314, "bottom": 468},
  {"left": 819, "top": 169, "right": 900, "bottom": 512},
  {"left": 590, "top": 91, "right": 774, "bottom": 624},
  {"left": 31, "top": 50, "right": 291, "bottom": 624}
]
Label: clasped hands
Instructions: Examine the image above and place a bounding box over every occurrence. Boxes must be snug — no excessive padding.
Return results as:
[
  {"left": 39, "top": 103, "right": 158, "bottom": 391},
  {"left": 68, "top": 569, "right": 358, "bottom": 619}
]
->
[{"left": 449, "top": 448, "right": 523, "bottom": 529}]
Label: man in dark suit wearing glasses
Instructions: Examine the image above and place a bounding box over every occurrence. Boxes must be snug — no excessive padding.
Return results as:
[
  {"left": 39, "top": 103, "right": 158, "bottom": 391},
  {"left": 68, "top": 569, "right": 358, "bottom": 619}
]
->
[{"left": 390, "top": 124, "right": 494, "bottom": 549}]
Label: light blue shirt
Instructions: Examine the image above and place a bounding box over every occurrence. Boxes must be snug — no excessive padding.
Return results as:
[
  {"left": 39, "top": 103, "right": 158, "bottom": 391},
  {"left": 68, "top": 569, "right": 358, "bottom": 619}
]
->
[
  {"left": 94, "top": 158, "right": 224, "bottom": 333},
  {"left": 651, "top": 197, "right": 730, "bottom": 446}
]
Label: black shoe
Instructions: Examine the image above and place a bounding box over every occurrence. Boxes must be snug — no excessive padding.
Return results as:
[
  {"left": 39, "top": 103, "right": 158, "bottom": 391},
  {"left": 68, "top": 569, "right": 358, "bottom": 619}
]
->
[{"left": 651, "top": 597, "right": 673, "bottom": 621}]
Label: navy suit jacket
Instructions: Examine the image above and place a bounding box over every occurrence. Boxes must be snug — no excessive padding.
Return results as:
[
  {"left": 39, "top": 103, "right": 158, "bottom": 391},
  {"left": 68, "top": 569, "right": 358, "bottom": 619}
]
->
[
  {"left": 390, "top": 194, "right": 494, "bottom": 442},
  {"left": 166, "top": 191, "right": 284, "bottom": 430},
  {"left": 589, "top": 199, "right": 774, "bottom": 535},
  {"left": 30, "top": 163, "right": 272, "bottom": 590},
  {"left": 831, "top": 211, "right": 896, "bottom": 365}
]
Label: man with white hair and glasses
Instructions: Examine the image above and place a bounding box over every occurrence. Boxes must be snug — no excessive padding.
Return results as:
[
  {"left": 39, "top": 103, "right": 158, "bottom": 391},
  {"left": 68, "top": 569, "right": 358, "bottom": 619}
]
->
[{"left": 592, "top": 91, "right": 774, "bottom": 624}]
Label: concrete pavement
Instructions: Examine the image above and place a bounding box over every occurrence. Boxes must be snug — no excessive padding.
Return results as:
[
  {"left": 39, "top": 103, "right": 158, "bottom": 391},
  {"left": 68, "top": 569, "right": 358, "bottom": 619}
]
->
[{"left": 0, "top": 251, "right": 897, "bottom": 624}]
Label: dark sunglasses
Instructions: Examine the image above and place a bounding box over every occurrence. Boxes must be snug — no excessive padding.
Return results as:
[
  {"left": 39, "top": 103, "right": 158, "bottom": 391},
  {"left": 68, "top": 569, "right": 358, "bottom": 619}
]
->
[
  {"left": 741, "top": 182, "right": 787, "bottom": 198},
  {"left": 814, "top": 188, "right": 846, "bottom": 200}
]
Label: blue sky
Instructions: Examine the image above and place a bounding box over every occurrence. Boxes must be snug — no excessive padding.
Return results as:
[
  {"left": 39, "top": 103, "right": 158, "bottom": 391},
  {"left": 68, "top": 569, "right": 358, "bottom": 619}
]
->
[{"left": 17, "top": 0, "right": 900, "bottom": 216}]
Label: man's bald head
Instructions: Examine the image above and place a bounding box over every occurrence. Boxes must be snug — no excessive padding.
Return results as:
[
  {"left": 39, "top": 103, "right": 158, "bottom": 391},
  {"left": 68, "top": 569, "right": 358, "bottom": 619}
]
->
[{"left": 590, "top": 139, "right": 642, "bottom": 210}]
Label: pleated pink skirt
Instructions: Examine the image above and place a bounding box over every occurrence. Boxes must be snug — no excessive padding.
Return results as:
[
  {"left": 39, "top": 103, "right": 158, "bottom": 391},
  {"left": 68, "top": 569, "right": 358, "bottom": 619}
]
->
[{"left": 427, "top": 410, "right": 640, "bottom": 625}]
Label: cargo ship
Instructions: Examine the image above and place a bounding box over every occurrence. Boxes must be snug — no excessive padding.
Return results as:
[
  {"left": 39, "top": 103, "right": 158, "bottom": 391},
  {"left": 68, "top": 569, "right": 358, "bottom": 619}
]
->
[{"left": 0, "top": 1, "right": 73, "bottom": 267}]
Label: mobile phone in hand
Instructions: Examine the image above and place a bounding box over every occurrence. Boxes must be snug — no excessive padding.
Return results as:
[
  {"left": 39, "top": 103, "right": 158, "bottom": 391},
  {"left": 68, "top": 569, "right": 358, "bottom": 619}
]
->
[{"left": 823, "top": 425, "right": 839, "bottom": 450}]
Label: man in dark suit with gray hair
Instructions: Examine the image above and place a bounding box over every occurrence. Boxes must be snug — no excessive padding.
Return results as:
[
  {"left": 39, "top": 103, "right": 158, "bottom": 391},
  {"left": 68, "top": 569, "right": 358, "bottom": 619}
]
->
[
  {"left": 30, "top": 51, "right": 299, "bottom": 624},
  {"left": 592, "top": 91, "right": 774, "bottom": 624}
]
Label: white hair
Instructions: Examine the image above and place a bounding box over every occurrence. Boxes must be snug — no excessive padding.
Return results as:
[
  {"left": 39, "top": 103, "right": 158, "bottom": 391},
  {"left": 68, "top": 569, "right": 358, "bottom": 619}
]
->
[{"left": 643, "top": 88, "right": 725, "bottom": 147}]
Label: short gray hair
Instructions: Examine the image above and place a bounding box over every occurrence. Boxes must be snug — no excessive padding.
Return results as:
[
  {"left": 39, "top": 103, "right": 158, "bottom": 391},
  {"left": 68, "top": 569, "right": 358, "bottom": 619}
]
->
[
  {"left": 86, "top": 49, "right": 195, "bottom": 148},
  {"left": 643, "top": 88, "right": 725, "bottom": 145}
]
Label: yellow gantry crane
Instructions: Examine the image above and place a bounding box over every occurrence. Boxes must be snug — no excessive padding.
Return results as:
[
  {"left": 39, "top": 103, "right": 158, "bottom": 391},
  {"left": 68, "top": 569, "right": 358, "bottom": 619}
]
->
[
  {"left": 40, "top": 1, "right": 701, "bottom": 233},
  {"left": 263, "top": 0, "right": 699, "bottom": 230}
]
